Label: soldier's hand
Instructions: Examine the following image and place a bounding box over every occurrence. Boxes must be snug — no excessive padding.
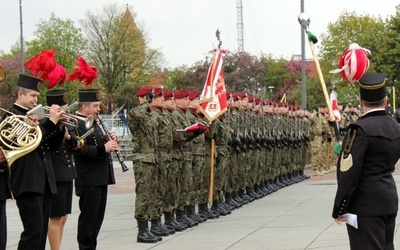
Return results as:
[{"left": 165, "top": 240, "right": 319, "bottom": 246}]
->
[{"left": 105, "top": 140, "right": 118, "bottom": 153}]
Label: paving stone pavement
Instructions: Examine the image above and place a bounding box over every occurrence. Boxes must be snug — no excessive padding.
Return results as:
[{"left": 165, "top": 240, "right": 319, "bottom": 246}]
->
[{"left": 5, "top": 162, "right": 400, "bottom": 249}]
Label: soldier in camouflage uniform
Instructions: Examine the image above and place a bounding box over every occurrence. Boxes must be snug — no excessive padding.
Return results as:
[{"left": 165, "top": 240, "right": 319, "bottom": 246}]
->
[
  {"left": 129, "top": 86, "right": 164, "bottom": 243},
  {"left": 224, "top": 93, "right": 244, "bottom": 208},
  {"left": 210, "top": 113, "right": 234, "bottom": 215},
  {"left": 161, "top": 90, "right": 188, "bottom": 232},
  {"left": 186, "top": 90, "right": 209, "bottom": 222},
  {"left": 172, "top": 89, "right": 204, "bottom": 227},
  {"left": 309, "top": 106, "right": 325, "bottom": 176}
]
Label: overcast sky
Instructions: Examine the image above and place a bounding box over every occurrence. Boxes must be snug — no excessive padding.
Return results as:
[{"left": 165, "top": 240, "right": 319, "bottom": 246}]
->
[{"left": 1, "top": 0, "right": 399, "bottom": 68}]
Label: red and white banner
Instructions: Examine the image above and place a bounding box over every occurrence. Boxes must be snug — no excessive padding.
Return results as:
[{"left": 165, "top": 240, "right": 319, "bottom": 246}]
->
[
  {"left": 330, "top": 90, "right": 340, "bottom": 121},
  {"left": 199, "top": 49, "right": 228, "bottom": 123}
]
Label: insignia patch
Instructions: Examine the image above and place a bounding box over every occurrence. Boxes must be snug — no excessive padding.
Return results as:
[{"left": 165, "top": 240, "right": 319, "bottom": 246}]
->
[{"left": 340, "top": 153, "right": 353, "bottom": 172}]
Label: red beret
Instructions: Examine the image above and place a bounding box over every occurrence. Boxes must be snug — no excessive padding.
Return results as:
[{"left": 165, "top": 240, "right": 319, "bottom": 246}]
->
[
  {"left": 153, "top": 88, "right": 163, "bottom": 98},
  {"left": 254, "top": 98, "right": 261, "bottom": 105},
  {"left": 136, "top": 86, "right": 162, "bottom": 97},
  {"left": 247, "top": 95, "right": 254, "bottom": 103},
  {"left": 136, "top": 86, "right": 153, "bottom": 97},
  {"left": 278, "top": 102, "right": 287, "bottom": 107},
  {"left": 188, "top": 90, "right": 200, "bottom": 101},
  {"left": 225, "top": 92, "right": 232, "bottom": 99},
  {"left": 163, "top": 90, "right": 174, "bottom": 100},
  {"left": 174, "top": 89, "right": 189, "bottom": 99},
  {"left": 232, "top": 92, "right": 245, "bottom": 101}
]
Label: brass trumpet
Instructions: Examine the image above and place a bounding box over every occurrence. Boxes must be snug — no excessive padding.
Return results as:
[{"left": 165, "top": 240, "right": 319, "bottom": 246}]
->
[{"left": 27, "top": 104, "right": 94, "bottom": 129}]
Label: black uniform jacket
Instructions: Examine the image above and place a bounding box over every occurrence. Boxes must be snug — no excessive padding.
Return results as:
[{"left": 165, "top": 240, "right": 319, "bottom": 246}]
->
[
  {"left": 72, "top": 116, "right": 115, "bottom": 187},
  {"left": 3, "top": 104, "right": 63, "bottom": 198},
  {"left": 51, "top": 138, "right": 77, "bottom": 182},
  {"left": 332, "top": 110, "right": 400, "bottom": 218}
]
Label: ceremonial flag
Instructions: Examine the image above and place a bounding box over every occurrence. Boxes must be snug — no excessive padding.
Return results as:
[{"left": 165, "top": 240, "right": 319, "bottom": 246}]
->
[
  {"left": 330, "top": 90, "right": 340, "bottom": 121},
  {"left": 199, "top": 49, "right": 228, "bottom": 123}
]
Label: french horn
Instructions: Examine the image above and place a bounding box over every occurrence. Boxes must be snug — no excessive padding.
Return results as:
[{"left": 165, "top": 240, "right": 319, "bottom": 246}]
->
[{"left": 0, "top": 114, "right": 42, "bottom": 171}]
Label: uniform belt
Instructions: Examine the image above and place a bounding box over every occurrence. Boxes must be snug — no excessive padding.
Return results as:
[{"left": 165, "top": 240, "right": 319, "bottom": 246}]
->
[{"left": 139, "top": 149, "right": 155, "bottom": 153}]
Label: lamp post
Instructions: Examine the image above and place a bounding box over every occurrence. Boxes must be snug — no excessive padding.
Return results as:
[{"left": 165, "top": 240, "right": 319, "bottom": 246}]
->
[
  {"left": 19, "top": 0, "right": 24, "bottom": 73},
  {"left": 300, "top": 0, "right": 306, "bottom": 109},
  {"left": 268, "top": 86, "right": 275, "bottom": 101}
]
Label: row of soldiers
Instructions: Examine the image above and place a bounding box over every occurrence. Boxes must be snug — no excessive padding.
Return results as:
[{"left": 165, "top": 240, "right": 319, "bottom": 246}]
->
[
  {"left": 309, "top": 104, "right": 361, "bottom": 176},
  {"left": 128, "top": 87, "right": 316, "bottom": 243}
]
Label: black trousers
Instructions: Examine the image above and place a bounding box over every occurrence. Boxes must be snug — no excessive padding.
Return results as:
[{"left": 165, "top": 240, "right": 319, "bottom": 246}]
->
[
  {"left": 16, "top": 191, "right": 52, "bottom": 250},
  {"left": 76, "top": 186, "right": 108, "bottom": 250},
  {"left": 347, "top": 213, "right": 397, "bottom": 250},
  {"left": 0, "top": 200, "right": 6, "bottom": 250}
]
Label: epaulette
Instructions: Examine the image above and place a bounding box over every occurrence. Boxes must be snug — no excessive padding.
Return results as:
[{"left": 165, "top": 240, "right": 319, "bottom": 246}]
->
[{"left": 340, "top": 124, "right": 358, "bottom": 172}]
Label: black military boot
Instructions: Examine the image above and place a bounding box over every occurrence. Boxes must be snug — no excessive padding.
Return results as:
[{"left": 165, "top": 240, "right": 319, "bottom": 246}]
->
[
  {"left": 210, "top": 200, "right": 231, "bottom": 216},
  {"left": 266, "top": 180, "right": 277, "bottom": 193},
  {"left": 254, "top": 184, "right": 266, "bottom": 197},
  {"left": 300, "top": 169, "right": 310, "bottom": 179},
  {"left": 163, "top": 212, "right": 186, "bottom": 232},
  {"left": 225, "top": 192, "right": 242, "bottom": 209},
  {"left": 198, "top": 203, "right": 219, "bottom": 219},
  {"left": 136, "top": 219, "right": 160, "bottom": 243},
  {"left": 238, "top": 189, "right": 252, "bottom": 203},
  {"left": 279, "top": 175, "right": 288, "bottom": 187},
  {"left": 185, "top": 205, "right": 206, "bottom": 223},
  {"left": 150, "top": 218, "right": 170, "bottom": 237},
  {"left": 232, "top": 191, "right": 246, "bottom": 205},
  {"left": 176, "top": 209, "right": 198, "bottom": 228}
]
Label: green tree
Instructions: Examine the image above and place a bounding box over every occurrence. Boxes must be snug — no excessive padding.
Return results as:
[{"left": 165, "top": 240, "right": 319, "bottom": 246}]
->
[
  {"left": 319, "top": 11, "right": 387, "bottom": 106},
  {"left": 23, "top": 13, "right": 87, "bottom": 104},
  {"left": 26, "top": 13, "right": 87, "bottom": 70},
  {"left": 80, "top": 4, "right": 163, "bottom": 112}
]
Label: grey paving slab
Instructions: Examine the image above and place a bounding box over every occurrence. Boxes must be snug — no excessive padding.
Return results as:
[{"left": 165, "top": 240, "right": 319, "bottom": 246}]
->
[{"left": 4, "top": 164, "right": 400, "bottom": 249}]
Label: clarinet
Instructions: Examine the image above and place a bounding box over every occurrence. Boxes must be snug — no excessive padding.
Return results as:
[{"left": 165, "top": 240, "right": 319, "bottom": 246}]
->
[{"left": 97, "top": 115, "right": 129, "bottom": 172}]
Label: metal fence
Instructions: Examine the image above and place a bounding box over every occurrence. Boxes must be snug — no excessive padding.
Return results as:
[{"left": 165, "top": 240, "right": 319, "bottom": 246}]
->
[{"left": 100, "top": 114, "right": 130, "bottom": 136}]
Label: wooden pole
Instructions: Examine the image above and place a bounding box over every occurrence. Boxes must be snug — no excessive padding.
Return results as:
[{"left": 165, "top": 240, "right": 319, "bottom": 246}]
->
[
  {"left": 309, "top": 42, "right": 335, "bottom": 122},
  {"left": 208, "top": 138, "right": 215, "bottom": 204}
]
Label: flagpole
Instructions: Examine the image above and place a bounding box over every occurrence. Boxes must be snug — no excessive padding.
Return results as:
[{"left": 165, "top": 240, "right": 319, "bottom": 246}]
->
[{"left": 208, "top": 138, "right": 215, "bottom": 204}]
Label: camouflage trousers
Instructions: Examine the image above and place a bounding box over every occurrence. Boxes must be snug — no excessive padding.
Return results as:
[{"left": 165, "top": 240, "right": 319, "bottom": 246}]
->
[
  {"left": 177, "top": 151, "right": 193, "bottom": 210},
  {"left": 133, "top": 161, "right": 159, "bottom": 220},
  {"left": 310, "top": 136, "right": 325, "bottom": 171},
  {"left": 214, "top": 151, "right": 228, "bottom": 200},
  {"left": 157, "top": 151, "right": 172, "bottom": 214},
  {"left": 164, "top": 157, "right": 181, "bottom": 213},
  {"left": 226, "top": 150, "right": 239, "bottom": 194},
  {"left": 192, "top": 153, "right": 205, "bottom": 205}
]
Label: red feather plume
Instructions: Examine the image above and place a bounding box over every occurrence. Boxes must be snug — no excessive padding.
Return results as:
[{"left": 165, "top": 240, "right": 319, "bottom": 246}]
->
[
  {"left": 67, "top": 57, "right": 98, "bottom": 87},
  {"left": 46, "top": 64, "right": 67, "bottom": 89},
  {"left": 24, "top": 49, "right": 56, "bottom": 78},
  {"left": 24, "top": 49, "right": 67, "bottom": 89}
]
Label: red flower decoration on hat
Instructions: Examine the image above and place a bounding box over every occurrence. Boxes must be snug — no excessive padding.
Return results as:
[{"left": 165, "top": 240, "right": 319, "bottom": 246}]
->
[
  {"left": 67, "top": 57, "right": 98, "bottom": 87},
  {"left": 330, "top": 43, "right": 370, "bottom": 84}
]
